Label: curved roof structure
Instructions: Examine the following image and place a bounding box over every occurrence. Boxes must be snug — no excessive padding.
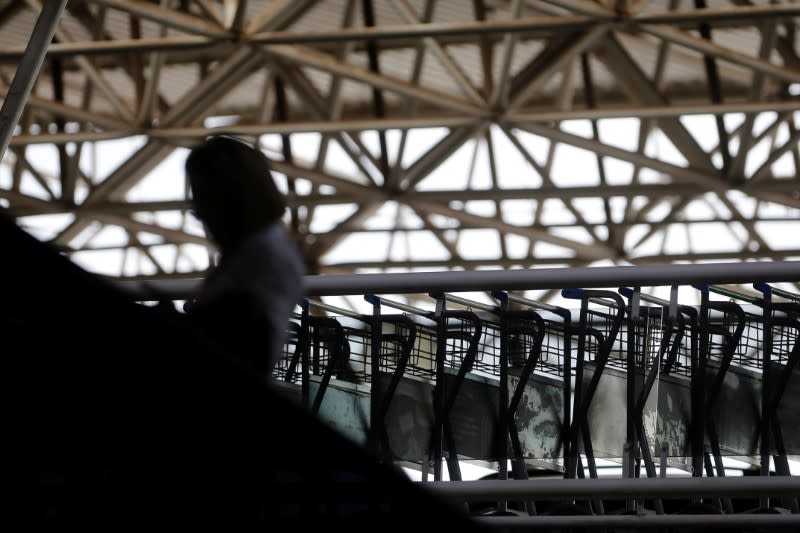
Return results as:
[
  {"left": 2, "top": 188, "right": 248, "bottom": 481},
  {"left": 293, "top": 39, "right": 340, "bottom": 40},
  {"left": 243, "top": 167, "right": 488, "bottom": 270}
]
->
[{"left": 1, "top": 1, "right": 799, "bottom": 299}]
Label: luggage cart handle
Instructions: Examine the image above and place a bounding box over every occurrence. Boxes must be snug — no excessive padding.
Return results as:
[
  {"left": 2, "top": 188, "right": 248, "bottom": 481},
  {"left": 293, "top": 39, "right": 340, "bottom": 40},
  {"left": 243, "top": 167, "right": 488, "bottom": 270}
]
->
[
  {"left": 694, "top": 285, "right": 750, "bottom": 315},
  {"left": 491, "top": 290, "right": 571, "bottom": 321},
  {"left": 707, "top": 285, "right": 761, "bottom": 304},
  {"left": 753, "top": 282, "right": 771, "bottom": 298},
  {"left": 561, "top": 288, "right": 584, "bottom": 300},
  {"left": 305, "top": 298, "right": 370, "bottom": 323},
  {"left": 620, "top": 286, "right": 690, "bottom": 322},
  {"left": 364, "top": 294, "right": 432, "bottom": 317},
  {"left": 620, "top": 286, "right": 678, "bottom": 309},
  {"left": 769, "top": 285, "right": 800, "bottom": 301},
  {"left": 429, "top": 292, "right": 499, "bottom": 314},
  {"left": 562, "top": 288, "right": 625, "bottom": 308}
]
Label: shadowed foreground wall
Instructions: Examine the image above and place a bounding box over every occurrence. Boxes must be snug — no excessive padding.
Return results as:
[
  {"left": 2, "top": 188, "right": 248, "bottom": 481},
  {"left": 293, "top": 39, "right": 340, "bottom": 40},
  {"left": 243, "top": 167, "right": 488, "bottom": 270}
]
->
[{"left": 0, "top": 213, "right": 481, "bottom": 530}]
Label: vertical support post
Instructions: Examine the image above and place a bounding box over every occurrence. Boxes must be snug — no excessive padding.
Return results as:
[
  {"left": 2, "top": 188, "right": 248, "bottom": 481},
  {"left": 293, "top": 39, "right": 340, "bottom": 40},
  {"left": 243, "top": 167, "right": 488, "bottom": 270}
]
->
[
  {"left": 626, "top": 288, "right": 641, "bottom": 468},
  {"left": 625, "top": 287, "right": 641, "bottom": 513},
  {"left": 623, "top": 442, "right": 636, "bottom": 513},
  {"left": 693, "top": 287, "right": 708, "bottom": 482},
  {"left": 562, "top": 313, "right": 573, "bottom": 479},
  {"left": 0, "top": 0, "right": 68, "bottom": 161},
  {"left": 566, "top": 295, "right": 589, "bottom": 480},
  {"left": 497, "top": 297, "right": 509, "bottom": 515},
  {"left": 300, "top": 300, "right": 311, "bottom": 409},
  {"left": 432, "top": 295, "right": 447, "bottom": 482},
  {"left": 660, "top": 442, "right": 669, "bottom": 478},
  {"left": 758, "top": 283, "right": 773, "bottom": 510},
  {"left": 368, "top": 295, "right": 382, "bottom": 459}
]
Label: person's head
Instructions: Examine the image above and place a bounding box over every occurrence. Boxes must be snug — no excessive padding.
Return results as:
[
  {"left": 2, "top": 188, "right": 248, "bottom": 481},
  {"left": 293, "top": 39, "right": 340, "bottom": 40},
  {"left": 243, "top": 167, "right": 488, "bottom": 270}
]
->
[{"left": 185, "top": 135, "right": 286, "bottom": 255}]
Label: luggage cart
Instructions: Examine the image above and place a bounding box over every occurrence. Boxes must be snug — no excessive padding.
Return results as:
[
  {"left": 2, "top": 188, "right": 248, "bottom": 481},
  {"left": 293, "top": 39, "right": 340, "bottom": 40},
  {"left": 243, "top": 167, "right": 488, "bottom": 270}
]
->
[
  {"left": 435, "top": 292, "right": 551, "bottom": 516},
  {"left": 697, "top": 284, "right": 791, "bottom": 511},
  {"left": 359, "top": 294, "right": 488, "bottom": 483},
  {"left": 492, "top": 291, "right": 572, "bottom": 475},
  {"left": 273, "top": 315, "right": 304, "bottom": 386},
  {"left": 493, "top": 291, "right": 570, "bottom": 516},
  {"left": 695, "top": 285, "right": 764, "bottom": 471},
  {"left": 755, "top": 283, "right": 800, "bottom": 512},
  {"left": 694, "top": 284, "right": 746, "bottom": 513},
  {"left": 362, "top": 295, "right": 440, "bottom": 471},
  {"left": 283, "top": 261, "right": 800, "bottom": 519},
  {"left": 619, "top": 287, "right": 699, "bottom": 515},
  {"left": 363, "top": 294, "right": 428, "bottom": 464},
  {"left": 271, "top": 299, "right": 374, "bottom": 444},
  {"left": 561, "top": 289, "right": 626, "bottom": 515},
  {"left": 304, "top": 301, "right": 370, "bottom": 413},
  {"left": 426, "top": 293, "right": 486, "bottom": 483},
  {"left": 272, "top": 303, "right": 311, "bottom": 406}
]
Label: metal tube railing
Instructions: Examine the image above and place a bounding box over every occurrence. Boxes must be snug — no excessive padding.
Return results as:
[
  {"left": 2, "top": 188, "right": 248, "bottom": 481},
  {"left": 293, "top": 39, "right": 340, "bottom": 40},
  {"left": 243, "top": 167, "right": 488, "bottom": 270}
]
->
[
  {"left": 469, "top": 514, "right": 800, "bottom": 530},
  {"left": 305, "top": 262, "right": 800, "bottom": 295},
  {"left": 426, "top": 476, "right": 800, "bottom": 501},
  {"left": 118, "top": 260, "right": 800, "bottom": 300}
]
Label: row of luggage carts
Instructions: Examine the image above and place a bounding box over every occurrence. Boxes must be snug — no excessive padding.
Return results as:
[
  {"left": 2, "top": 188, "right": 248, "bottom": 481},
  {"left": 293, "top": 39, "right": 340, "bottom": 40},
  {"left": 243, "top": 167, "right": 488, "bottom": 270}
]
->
[{"left": 271, "top": 281, "right": 800, "bottom": 518}]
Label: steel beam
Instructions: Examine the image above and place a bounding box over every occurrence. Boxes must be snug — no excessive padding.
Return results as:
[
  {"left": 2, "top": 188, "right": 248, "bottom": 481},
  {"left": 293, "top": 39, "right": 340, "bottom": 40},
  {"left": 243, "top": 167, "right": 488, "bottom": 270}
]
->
[
  {"left": 412, "top": 199, "right": 617, "bottom": 261},
  {"left": 636, "top": 4, "right": 800, "bottom": 25},
  {"left": 513, "top": 122, "right": 724, "bottom": 191},
  {"left": 264, "top": 44, "right": 488, "bottom": 117},
  {"left": 3, "top": 6, "right": 800, "bottom": 59},
  {"left": 0, "top": 0, "right": 67, "bottom": 162},
  {"left": 389, "top": 0, "right": 484, "bottom": 105},
  {"left": 507, "top": 25, "right": 609, "bottom": 112},
  {"left": 244, "top": 0, "right": 318, "bottom": 35},
  {"left": 643, "top": 24, "right": 800, "bottom": 85},
  {"left": 596, "top": 36, "right": 719, "bottom": 174},
  {"left": 0, "top": 84, "right": 132, "bottom": 130},
  {"left": 539, "top": 0, "right": 616, "bottom": 17},
  {"left": 90, "top": 0, "right": 230, "bottom": 38},
  {"left": 506, "top": 99, "right": 800, "bottom": 122}
]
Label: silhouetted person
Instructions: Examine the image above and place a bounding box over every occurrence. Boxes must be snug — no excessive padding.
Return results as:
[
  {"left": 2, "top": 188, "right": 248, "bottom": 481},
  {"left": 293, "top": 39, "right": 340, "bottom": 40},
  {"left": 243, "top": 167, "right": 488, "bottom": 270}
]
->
[{"left": 183, "top": 135, "right": 305, "bottom": 379}]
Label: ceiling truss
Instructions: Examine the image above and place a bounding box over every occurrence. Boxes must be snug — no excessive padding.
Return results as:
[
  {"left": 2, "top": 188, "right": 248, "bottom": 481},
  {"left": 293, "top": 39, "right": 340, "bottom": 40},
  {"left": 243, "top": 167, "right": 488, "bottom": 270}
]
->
[{"left": 0, "top": 0, "right": 799, "bottom": 295}]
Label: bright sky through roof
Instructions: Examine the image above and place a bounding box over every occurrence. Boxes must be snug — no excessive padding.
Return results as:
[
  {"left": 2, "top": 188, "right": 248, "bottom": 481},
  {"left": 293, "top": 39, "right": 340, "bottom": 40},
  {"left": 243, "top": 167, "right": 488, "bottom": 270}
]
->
[{"left": 4, "top": 113, "right": 799, "bottom": 312}]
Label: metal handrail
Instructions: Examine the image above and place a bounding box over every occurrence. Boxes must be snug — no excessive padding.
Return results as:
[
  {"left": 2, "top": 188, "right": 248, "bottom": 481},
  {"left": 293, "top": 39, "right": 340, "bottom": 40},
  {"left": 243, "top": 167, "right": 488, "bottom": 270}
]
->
[
  {"left": 117, "top": 260, "right": 800, "bottom": 300},
  {"left": 426, "top": 475, "right": 800, "bottom": 501}
]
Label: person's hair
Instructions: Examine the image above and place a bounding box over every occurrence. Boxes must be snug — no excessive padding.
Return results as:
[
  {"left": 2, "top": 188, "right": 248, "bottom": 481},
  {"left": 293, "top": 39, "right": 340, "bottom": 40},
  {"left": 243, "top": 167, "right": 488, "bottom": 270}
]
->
[{"left": 185, "top": 135, "right": 286, "bottom": 254}]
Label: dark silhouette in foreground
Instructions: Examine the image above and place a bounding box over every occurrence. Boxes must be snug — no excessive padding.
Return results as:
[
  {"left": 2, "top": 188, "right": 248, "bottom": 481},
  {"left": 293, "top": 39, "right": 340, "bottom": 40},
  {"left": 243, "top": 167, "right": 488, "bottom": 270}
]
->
[{"left": 0, "top": 213, "right": 481, "bottom": 530}]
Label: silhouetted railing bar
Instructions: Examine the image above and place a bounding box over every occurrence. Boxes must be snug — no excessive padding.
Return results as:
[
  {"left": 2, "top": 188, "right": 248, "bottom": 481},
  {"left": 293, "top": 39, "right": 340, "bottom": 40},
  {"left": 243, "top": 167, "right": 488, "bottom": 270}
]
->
[
  {"left": 470, "top": 514, "right": 800, "bottom": 529},
  {"left": 304, "top": 262, "right": 800, "bottom": 296},
  {"left": 427, "top": 476, "right": 800, "bottom": 501},
  {"left": 120, "top": 261, "right": 800, "bottom": 300}
]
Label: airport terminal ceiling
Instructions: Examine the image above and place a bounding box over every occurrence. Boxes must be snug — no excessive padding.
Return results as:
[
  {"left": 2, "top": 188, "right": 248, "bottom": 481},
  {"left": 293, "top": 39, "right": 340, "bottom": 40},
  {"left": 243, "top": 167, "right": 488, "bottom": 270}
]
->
[{"left": 1, "top": 0, "right": 800, "bottom": 303}]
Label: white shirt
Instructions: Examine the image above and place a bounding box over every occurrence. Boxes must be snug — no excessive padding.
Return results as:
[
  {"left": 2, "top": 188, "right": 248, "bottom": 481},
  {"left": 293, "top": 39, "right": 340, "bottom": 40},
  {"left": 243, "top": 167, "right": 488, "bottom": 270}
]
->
[{"left": 192, "top": 224, "right": 305, "bottom": 374}]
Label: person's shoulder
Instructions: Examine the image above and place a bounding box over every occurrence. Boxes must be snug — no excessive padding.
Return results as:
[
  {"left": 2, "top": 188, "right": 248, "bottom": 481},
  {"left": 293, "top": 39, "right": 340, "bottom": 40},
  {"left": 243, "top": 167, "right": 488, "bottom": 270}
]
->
[
  {"left": 245, "top": 225, "right": 302, "bottom": 262},
  {"left": 229, "top": 224, "right": 304, "bottom": 276},
  {"left": 249, "top": 223, "right": 292, "bottom": 247}
]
